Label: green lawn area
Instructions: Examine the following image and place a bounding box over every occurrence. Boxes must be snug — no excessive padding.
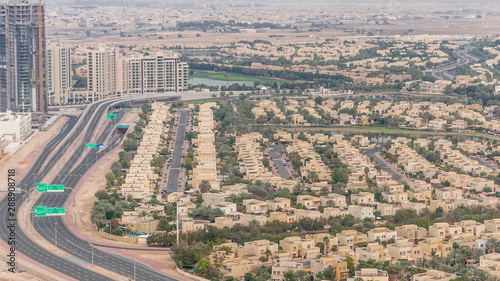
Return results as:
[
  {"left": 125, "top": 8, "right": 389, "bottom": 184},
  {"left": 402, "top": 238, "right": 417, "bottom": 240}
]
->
[
  {"left": 348, "top": 126, "right": 413, "bottom": 132},
  {"left": 291, "top": 126, "right": 415, "bottom": 133},
  {"left": 190, "top": 71, "right": 285, "bottom": 83}
]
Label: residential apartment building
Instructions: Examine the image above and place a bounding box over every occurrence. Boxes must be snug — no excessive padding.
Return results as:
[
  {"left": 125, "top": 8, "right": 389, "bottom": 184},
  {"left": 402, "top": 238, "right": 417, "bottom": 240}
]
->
[
  {"left": 62, "top": 48, "right": 189, "bottom": 104},
  {"left": 352, "top": 268, "right": 389, "bottom": 281},
  {"left": 0, "top": 110, "right": 31, "bottom": 141},
  {"left": 271, "top": 262, "right": 305, "bottom": 281},
  {"left": 46, "top": 42, "right": 71, "bottom": 105}
]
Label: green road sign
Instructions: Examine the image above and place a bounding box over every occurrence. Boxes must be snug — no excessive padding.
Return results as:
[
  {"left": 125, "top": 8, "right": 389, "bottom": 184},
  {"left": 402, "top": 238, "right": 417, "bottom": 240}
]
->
[
  {"left": 47, "top": 207, "right": 65, "bottom": 216},
  {"left": 106, "top": 114, "right": 117, "bottom": 119},
  {"left": 36, "top": 183, "right": 48, "bottom": 192},
  {"left": 85, "top": 143, "right": 96, "bottom": 148},
  {"left": 34, "top": 206, "right": 65, "bottom": 216},
  {"left": 37, "top": 183, "right": 64, "bottom": 192},
  {"left": 34, "top": 206, "right": 47, "bottom": 216}
]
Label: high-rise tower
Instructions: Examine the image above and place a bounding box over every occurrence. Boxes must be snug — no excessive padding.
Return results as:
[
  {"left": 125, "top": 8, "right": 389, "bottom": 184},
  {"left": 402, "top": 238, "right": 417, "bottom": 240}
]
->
[{"left": 0, "top": 0, "right": 45, "bottom": 112}]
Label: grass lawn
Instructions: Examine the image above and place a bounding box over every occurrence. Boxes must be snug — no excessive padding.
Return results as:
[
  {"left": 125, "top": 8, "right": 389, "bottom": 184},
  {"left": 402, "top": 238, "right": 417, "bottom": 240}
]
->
[
  {"left": 191, "top": 71, "right": 288, "bottom": 83},
  {"left": 289, "top": 126, "right": 415, "bottom": 133},
  {"left": 348, "top": 126, "right": 414, "bottom": 132}
]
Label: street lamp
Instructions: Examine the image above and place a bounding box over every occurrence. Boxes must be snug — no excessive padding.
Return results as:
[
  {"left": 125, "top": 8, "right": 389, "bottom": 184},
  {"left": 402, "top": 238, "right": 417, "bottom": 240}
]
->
[
  {"left": 88, "top": 241, "right": 93, "bottom": 266},
  {"left": 176, "top": 195, "right": 180, "bottom": 245},
  {"left": 54, "top": 222, "right": 58, "bottom": 248}
]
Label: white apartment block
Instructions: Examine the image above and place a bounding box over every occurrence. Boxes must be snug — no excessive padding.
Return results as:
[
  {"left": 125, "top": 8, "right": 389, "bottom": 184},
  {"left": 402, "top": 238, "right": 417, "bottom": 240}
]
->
[
  {"left": 48, "top": 47, "right": 189, "bottom": 105},
  {"left": 46, "top": 42, "right": 72, "bottom": 105},
  {"left": 0, "top": 111, "right": 32, "bottom": 141}
]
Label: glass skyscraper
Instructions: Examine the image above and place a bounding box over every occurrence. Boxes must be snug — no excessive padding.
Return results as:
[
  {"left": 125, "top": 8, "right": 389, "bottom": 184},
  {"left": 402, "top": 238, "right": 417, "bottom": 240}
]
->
[{"left": 0, "top": 0, "right": 45, "bottom": 112}]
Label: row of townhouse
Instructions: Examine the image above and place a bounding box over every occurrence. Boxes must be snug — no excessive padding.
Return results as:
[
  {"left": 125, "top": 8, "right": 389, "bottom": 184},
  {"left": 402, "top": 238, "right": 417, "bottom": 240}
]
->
[
  {"left": 206, "top": 224, "right": 473, "bottom": 280},
  {"left": 191, "top": 102, "right": 220, "bottom": 190},
  {"left": 252, "top": 100, "right": 286, "bottom": 121},
  {"left": 388, "top": 142, "right": 440, "bottom": 178},
  {"left": 286, "top": 138, "right": 330, "bottom": 182},
  {"left": 437, "top": 171, "right": 497, "bottom": 192},
  {"left": 236, "top": 133, "right": 282, "bottom": 184},
  {"left": 435, "top": 145, "right": 495, "bottom": 176},
  {"left": 263, "top": 98, "right": 498, "bottom": 132},
  {"left": 122, "top": 102, "right": 169, "bottom": 202}
]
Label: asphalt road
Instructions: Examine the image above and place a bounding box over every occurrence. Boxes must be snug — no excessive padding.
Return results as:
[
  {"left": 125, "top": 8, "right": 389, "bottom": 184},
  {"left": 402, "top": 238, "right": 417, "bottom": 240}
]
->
[
  {"left": 364, "top": 147, "right": 405, "bottom": 183},
  {"left": 31, "top": 101, "right": 180, "bottom": 280},
  {"left": 0, "top": 94, "right": 184, "bottom": 280},
  {"left": 0, "top": 105, "right": 115, "bottom": 280},
  {"left": 165, "top": 109, "right": 189, "bottom": 194},
  {"left": 268, "top": 144, "right": 292, "bottom": 179},
  {"left": 426, "top": 48, "right": 478, "bottom": 81}
]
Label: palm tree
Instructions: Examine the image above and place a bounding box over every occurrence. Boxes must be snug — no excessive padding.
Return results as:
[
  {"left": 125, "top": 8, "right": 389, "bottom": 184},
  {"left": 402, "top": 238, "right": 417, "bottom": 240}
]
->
[
  {"left": 428, "top": 257, "right": 441, "bottom": 270},
  {"left": 264, "top": 249, "right": 273, "bottom": 263},
  {"left": 295, "top": 270, "right": 309, "bottom": 281},
  {"left": 326, "top": 200, "right": 335, "bottom": 207},
  {"left": 486, "top": 238, "right": 500, "bottom": 254},
  {"left": 417, "top": 257, "right": 427, "bottom": 269},
  {"left": 323, "top": 236, "right": 330, "bottom": 254},
  {"left": 467, "top": 266, "right": 489, "bottom": 281},
  {"left": 307, "top": 171, "right": 319, "bottom": 183},
  {"left": 199, "top": 180, "right": 211, "bottom": 193},
  {"left": 387, "top": 262, "right": 404, "bottom": 280},
  {"left": 470, "top": 247, "right": 485, "bottom": 263}
]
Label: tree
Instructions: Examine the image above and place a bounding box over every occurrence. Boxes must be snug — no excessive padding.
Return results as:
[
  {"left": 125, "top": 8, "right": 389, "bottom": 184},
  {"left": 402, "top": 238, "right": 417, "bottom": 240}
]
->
[
  {"left": 262, "top": 157, "right": 270, "bottom": 168},
  {"left": 314, "top": 96, "right": 323, "bottom": 105},
  {"left": 346, "top": 256, "right": 356, "bottom": 276},
  {"left": 196, "top": 259, "right": 211, "bottom": 277},
  {"left": 307, "top": 171, "right": 319, "bottom": 183},
  {"left": 320, "top": 187, "right": 330, "bottom": 196},
  {"left": 189, "top": 206, "right": 224, "bottom": 221},
  {"left": 199, "top": 180, "right": 212, "bottom": 193},
  {"left": 315, "top": 265, "right": 336, "bottom": 281},
  {"left": 284, "top": 270, "right": 309, "bottom": 281},
  {"left": 387, "top": 262, "right": 404, "bottom": 280},
  {"left": 323, "top": 236, "right": 330, "bottom": 254},
  {"left": 265, "top": 249, "right": 274, "bottom": 264},
  {"left": 256, "top": 115, "right": 267, "bottom": 124},
  {"left": 95, "top": 190, "right": 110, "bottom": 201},
  {"left": 486, "top": 238, "right": 500, "bottom": 254},
  {"left": 123, "top": 138, "right": 139, "bottom": 151},
  {"left": 105, "top": 173, "right": 116, "bottom": 187}
]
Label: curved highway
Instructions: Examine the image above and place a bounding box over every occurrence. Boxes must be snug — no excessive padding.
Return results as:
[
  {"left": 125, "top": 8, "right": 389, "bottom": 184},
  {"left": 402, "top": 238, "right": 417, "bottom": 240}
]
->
[
  {"left": 0, "top": 94, "right": 182, "bottom": 280},
  {"left": 426, "top": 47, "right": 479, "bottom": 80}
]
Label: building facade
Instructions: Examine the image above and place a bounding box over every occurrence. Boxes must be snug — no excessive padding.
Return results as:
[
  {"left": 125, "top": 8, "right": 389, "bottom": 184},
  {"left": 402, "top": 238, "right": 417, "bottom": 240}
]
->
[
  {"left": 0, "top": 0, "right": 45, "bottom": 112},
  {"left": 46, "top": 42, "right": 71, "bottom": 105},
  {"left": 0, "top": 110, "right": 31, "bottom": 141},
  {"left": 49, "top": 48, "right": 189, "bottom": 105}
]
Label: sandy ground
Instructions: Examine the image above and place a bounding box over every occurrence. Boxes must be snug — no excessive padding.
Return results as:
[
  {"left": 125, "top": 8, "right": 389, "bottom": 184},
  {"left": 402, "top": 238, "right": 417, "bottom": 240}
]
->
[
  {"left": 52, "top": 14, "right": 500, "bottom": 48},
  {"left": 0, "top": 116, "right": 67, "bottom": 189},
  {"left": 123, "top": 250, "right": 181, "bottom": 276},
  {"left": 0, "top": 270, "right": 45, "bottom": 281}
]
